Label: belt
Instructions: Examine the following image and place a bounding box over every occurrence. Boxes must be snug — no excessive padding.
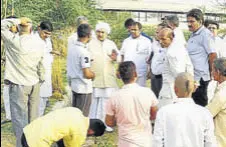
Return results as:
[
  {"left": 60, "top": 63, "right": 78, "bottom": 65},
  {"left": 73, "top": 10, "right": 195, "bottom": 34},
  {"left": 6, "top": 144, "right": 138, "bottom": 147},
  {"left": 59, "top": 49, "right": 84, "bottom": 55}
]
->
[
  {"left": 4, "top": 79, "right": 12, "bottom": 85},
  {"left": 154, "top": 74, "right": 162, "bottom": 79}
]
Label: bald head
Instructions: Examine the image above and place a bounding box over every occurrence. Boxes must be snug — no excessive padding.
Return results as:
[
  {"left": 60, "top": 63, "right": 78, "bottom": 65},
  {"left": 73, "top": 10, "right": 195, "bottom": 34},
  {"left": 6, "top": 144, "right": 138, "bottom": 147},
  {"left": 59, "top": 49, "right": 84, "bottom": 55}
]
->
[
  {"left": 174, "top": 72, "right": 195, "bottom": 98},
  {"left": 158, "top": 28, "right": 174, "bottom": 48}
]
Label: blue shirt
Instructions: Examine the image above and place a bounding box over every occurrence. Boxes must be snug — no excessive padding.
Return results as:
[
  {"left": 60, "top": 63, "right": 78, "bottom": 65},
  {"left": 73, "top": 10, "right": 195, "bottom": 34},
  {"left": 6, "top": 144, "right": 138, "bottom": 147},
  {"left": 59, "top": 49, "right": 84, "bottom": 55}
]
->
[
  {"left": 141, "top": 32, "right": 153, "bottom": 42},
  {"left": 186, "top": 26, "right": 216, "bottom": 81}
]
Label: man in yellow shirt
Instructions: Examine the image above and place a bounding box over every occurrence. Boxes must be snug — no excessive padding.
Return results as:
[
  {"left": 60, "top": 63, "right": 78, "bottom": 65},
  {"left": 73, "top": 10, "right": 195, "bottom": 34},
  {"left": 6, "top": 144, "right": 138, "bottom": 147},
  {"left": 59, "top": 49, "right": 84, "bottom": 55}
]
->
[{"left": 21, "top": 107, "right": 106, "bottom": 147}]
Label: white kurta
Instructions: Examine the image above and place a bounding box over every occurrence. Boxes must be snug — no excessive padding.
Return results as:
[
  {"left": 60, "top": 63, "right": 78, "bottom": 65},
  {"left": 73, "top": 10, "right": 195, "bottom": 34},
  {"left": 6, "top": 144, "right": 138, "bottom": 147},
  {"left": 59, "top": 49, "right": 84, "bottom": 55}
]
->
[
  {"left": 121, "top": 35, "right": 152, "bottom": 86},
  {"left": 33, "top": 33, "right": 53, "bottom": 116},
  {"left": 38, "top": 36, "right": 53, "bottom": 97},
  {"left": 153, "top": 98, "right": 217, "bottom": 147},
  {"left": 159, "top": 40, "right": 194, "bottom": 108}
]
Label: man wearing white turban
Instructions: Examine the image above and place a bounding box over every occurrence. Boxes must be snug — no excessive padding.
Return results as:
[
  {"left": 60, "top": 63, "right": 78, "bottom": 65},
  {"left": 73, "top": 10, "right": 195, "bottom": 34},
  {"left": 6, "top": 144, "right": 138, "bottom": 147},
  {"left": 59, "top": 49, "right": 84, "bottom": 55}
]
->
[{"left": 88, "top": 22, "right": 120, "bottom": 132}]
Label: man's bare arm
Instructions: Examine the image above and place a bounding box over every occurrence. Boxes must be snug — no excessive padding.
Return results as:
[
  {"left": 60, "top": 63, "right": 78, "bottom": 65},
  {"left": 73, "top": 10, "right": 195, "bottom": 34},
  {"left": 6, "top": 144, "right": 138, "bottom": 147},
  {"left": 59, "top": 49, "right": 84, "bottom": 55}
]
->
[
  {"left": 105, "top": 115, "right": 116, "bottom": 127},
  {"left": 150, "top": 106, "right": 158, "bottom": 120},
  {"left": 208, "top": 53, "right": 217, "bottom": 78}
]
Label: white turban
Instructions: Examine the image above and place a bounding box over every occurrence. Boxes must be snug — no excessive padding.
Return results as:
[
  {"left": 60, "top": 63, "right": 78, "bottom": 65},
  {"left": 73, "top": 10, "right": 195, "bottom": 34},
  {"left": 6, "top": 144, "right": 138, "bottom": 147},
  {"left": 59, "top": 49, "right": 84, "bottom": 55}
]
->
[{"left": 95, "top": 22, "right": 111, "bottom": 34}]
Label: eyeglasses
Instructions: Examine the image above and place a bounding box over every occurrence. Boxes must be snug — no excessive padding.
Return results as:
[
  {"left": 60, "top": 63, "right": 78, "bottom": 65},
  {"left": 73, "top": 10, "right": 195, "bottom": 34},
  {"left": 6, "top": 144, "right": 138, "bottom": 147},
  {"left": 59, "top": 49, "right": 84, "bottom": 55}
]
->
[{"left": 208, "top": 27, "right": 217, "bottom": 30}]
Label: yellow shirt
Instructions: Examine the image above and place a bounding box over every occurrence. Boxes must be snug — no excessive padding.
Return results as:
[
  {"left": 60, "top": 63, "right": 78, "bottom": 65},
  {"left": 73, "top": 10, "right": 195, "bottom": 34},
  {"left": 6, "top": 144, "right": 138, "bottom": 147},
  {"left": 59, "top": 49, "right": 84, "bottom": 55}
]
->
[
  {"left": 89, "top": 38, "right": 119, "bottom": 88},
  {"left": 207, "top": 81, "right": 226, "bottom": 147},
  {"left": 23, "top": 107, "right": 89, "bottom": 147}
]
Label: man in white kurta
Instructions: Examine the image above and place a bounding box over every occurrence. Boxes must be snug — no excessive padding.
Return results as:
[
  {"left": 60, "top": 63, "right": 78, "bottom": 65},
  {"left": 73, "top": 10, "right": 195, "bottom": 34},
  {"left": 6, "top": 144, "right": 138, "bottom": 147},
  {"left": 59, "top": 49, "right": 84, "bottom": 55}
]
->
[
  {"left": 153, "top": 72, "right": 217, "bottom": 147},
  {"left": 121, "top": 21, "right": 152, "bottom": 87},
  {"left": 165, "top": 15, "right": 187, "bottom": 47},
  {"left": 88, "top": 22, "right": 120, "bottom": 132},
  {"left": 158, "top": 28, "right": 193, "bottom": 108},
  {"left": 150, "top": 23, "right": 167, "bottom": 98},
  {"left": 34, "top": 21, "right": 54, "bottom": 116}
]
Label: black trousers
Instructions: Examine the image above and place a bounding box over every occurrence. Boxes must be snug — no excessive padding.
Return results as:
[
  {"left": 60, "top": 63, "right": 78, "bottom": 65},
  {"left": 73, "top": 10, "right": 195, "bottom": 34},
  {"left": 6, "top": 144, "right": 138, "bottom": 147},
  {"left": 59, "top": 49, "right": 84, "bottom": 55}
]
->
[
  {"left": 72, "top": 91, "right": 92, "bottom": 117},
  {"left": 151, "top": 74, "right": 162, "bottom": 98},
  {"left": 21, "top": 133, "right": 65, "bottom": 147},
  {"left": 192, "top": 78, "right": 210, "bottom": 107},
  {"left": 56, "top": 139, "right": 65, "bottom": 147},
  {"left": 21, "top": 133, "right": 29, "bottom": 147}
]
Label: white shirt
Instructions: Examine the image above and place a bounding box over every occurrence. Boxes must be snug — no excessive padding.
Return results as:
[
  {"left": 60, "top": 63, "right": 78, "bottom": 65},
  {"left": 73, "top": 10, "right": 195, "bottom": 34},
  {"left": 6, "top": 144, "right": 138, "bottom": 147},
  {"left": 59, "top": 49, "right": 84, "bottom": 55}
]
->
[
  {"left": 121, "top": 35, "right": 152, "bottom": 77},
  {"left": 33, "top": 33, "right": 53, "bottom": 97},
  {"left": 214, "top": 36, "right": 226, "bottom": 58},
  {"left": 106, "top": 83, "right": 158, "bottom": 147},
  {"left": 68, "top": 30, "right": 96, "bottom": 50},
  {"left": 174, "top": 27, "right": 187, "bottom": 47},
  {"left": 1, "top": 18, "right": 45, "bottom": 86},
  {"left": 153, "top": 98, "right": 217, "bottom": 147},
  {"left": 151, "top": 39, "right": 166, "bottom": 75},
  {"left": 159, "top": 40, "right": 194, "bottom": 99},
  {"left": 66, "top": 40, "right": 92, "bottom": 93}
]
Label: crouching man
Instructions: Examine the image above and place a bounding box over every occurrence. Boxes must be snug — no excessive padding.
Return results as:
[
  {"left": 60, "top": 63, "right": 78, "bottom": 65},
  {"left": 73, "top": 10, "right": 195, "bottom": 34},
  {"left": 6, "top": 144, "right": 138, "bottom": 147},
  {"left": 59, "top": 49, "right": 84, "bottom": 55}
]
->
[{"left": 21, "top": 107, "right": 106, "bottom": 147}]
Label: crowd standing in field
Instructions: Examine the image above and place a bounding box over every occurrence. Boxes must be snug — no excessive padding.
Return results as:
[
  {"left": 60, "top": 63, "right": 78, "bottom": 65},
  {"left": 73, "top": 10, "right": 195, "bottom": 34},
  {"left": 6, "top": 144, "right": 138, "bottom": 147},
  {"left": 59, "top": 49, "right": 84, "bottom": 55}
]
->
[{"left": 1, "top": 8, "right": 226, "bottom": 147}]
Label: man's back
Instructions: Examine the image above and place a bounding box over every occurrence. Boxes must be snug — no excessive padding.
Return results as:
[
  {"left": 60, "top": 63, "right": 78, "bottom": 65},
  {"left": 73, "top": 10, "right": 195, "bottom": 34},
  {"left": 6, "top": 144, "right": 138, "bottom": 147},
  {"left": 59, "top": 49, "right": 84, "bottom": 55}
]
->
[
  {"left": 23, "top": 107, "right": 89, "bottom": 147},
  {"left": 106, "top": 83, "right": 158, "bottom": 146},
  {"left": 153, "top": 98, "right": 217, "bottom": 147},
  {"left": 66, "top": 40, "right": 92, "bottom": 93},
  {"left": 1, "top": 19, "right": 44, "bottom": 86}
]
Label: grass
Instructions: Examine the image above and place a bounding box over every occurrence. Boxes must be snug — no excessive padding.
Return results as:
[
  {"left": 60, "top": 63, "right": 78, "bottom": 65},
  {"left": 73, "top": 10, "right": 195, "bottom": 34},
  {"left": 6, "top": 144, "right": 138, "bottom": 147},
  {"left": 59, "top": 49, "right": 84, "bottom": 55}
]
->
[
  {"left": 1, "top": 100, "right": 118, "bottom": 147},
  {"left": 1, "top": 54, "right": 151, "bottom": 146},
  {"left": 0, "top": 66, "right": 121, "bottom": 147},
  {"left": 1, "top": 95, "right": 119, "bottom": 147}
]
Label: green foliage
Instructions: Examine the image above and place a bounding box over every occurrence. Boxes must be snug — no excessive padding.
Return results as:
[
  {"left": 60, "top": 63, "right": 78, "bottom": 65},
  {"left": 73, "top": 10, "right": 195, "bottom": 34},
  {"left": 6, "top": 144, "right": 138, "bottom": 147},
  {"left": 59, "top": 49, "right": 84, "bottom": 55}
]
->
[
  {"left": 105, "top": 12, "right": 131, "bottom": 48},
  {"left": 143, "top": 25, "right": 157, "bottom": 38},
  {"left": 1, "top": 0, "right": 103, "bottom": 29},
  {"left": 183, "top": 30, "right": 191, "bottom": 41},
  {"left": 51, "top": 29, "right": 70, "bottom": 99}
]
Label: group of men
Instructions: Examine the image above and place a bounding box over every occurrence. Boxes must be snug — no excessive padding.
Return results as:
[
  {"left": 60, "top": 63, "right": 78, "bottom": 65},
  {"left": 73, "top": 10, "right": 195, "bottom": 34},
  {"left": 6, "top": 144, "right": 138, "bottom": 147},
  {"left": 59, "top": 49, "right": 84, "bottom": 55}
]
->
[
  {"left": 1, "top": 16, "right": 57, "bottom": 146},
  {"left": 1, "top": 7, "right": 226, "bottom": 147},
  {"left": 66, "top": 8, "right": 225, "bottom": 147}
]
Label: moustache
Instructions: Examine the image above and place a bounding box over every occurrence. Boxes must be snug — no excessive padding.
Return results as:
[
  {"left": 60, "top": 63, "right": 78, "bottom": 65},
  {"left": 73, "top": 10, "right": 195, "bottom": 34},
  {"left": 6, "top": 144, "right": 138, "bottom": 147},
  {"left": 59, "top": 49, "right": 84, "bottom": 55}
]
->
[{"left": 188, "top": 26, "right": 192, "bottom": 28}]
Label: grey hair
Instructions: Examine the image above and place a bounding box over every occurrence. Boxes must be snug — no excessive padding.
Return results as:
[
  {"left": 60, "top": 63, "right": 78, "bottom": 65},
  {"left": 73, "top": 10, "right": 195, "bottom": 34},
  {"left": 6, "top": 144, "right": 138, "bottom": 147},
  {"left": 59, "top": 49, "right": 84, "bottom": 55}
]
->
[
  {"left": 76, "top": 16, "right": 88, "bottom": 26},
  {"left": 214, "top": 57, "right": 226, "bottom": 76},
  {"left": 165, "top": 15, "right": 179, "bottom": 27}
]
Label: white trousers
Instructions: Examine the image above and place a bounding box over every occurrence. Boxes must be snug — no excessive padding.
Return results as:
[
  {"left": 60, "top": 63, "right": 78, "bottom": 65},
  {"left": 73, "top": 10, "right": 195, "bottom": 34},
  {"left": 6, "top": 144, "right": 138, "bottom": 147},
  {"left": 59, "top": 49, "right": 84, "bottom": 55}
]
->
[
  {"left": 136, "top": 75, "right": 147, "bottom": 87},
  {"left": 89, "top": 96, "right": 109, "bottom": 121},
  {"left": 39, "top": 97, "right": 48, "bottom": 116},
  {"left": 157, "top": 97, "right": 174, "bottom": 109},
  {"left": 3, "top": 84, "right": 11, "bottom": 120}
]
